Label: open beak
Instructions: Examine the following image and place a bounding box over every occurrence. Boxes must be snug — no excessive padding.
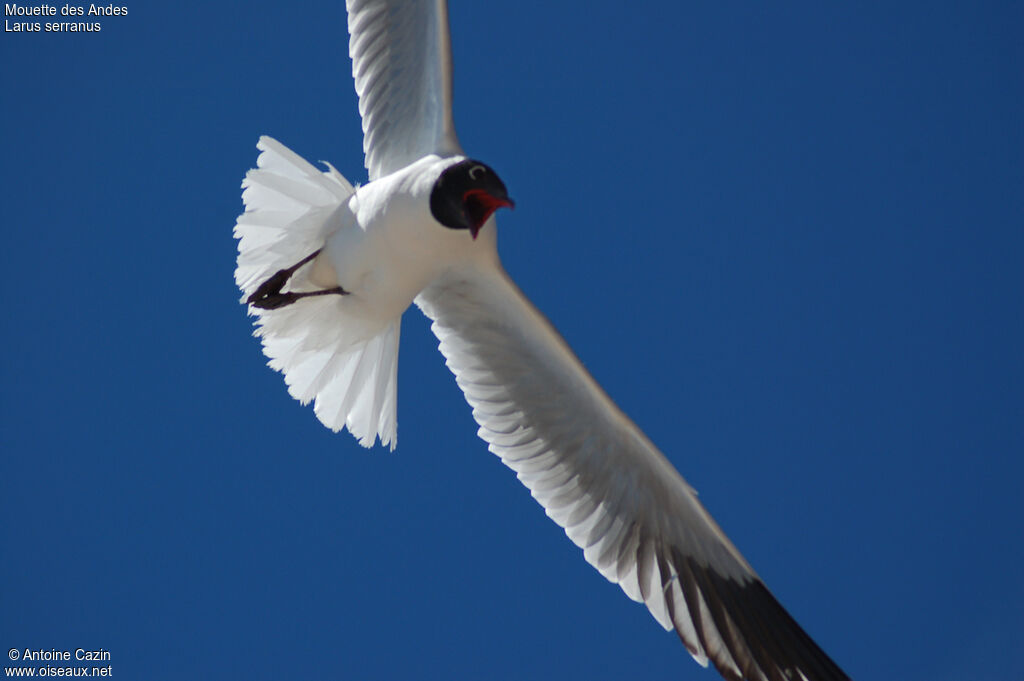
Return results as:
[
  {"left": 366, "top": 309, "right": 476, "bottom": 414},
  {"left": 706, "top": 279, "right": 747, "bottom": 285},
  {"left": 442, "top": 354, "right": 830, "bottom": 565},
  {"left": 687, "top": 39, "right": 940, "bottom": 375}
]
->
[{"left": 466, "top": 191, "right": 515, "bottom": 239}]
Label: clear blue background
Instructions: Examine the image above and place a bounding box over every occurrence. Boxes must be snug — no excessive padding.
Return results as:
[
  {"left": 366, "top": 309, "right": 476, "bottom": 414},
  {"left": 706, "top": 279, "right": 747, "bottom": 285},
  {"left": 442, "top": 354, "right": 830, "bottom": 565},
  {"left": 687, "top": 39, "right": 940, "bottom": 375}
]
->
[{"left": 2, "top": 2, "right": 1021, "bottom": 680}]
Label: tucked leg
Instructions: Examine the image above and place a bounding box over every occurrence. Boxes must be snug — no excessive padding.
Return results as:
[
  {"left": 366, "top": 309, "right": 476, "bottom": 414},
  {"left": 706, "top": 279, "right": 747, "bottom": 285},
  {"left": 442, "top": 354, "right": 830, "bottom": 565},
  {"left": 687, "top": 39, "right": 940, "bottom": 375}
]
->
[{"left": 247, "top": 249, "right": 348, "bottom": 310}]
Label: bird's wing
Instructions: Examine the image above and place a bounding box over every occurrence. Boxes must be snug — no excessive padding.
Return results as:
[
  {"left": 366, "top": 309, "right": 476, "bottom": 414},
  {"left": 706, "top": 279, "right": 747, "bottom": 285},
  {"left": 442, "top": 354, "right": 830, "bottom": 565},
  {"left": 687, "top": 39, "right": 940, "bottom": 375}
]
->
[
  {"left": 347, "top": 0, "right": 462, "bottom": 180},
  {"left": 415, "top": 261, "right": 850, "bottom": 681}
]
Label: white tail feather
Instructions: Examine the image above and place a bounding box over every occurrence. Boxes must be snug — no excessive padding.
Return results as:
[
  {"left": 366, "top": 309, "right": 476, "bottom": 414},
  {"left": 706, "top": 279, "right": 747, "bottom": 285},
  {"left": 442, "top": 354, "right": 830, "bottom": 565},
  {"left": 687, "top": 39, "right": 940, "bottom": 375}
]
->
[{"left": 235, "top": 136, "right": 399, "bottom": 450}]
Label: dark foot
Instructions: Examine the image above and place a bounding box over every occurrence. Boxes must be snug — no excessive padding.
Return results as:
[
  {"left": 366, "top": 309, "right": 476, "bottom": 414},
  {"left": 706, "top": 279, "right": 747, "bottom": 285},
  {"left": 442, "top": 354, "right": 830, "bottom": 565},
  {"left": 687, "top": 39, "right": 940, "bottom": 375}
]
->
[
  {"left": 250, "top": 286, "right": 348, "bottom": 310},
  {"left": 246, "top": 249, "right": 349, "bottom": 310}
]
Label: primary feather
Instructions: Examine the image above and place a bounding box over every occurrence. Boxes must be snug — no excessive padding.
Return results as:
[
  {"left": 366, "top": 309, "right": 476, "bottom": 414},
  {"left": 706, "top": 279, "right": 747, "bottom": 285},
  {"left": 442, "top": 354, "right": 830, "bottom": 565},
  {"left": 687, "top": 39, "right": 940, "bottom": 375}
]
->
[
  {"left": 416, "top": 262, "right": 850, "bottom": 681},
  {"left": 347, "top": 0, "right": 462, "bottom": 180},
  {"left": 234, "top": 1, "right": 854, "bottom": 679}
]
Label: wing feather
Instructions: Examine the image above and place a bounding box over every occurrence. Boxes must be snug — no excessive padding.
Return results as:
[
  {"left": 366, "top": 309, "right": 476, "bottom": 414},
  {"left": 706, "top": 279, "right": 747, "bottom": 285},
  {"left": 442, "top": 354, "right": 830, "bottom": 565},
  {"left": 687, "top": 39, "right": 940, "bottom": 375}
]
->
[
  {"left": 415, "top": 261, "right": 850, "bottom": 681},
  {"left": 347, "top": 0, "right": 461, "bottom": 179}
]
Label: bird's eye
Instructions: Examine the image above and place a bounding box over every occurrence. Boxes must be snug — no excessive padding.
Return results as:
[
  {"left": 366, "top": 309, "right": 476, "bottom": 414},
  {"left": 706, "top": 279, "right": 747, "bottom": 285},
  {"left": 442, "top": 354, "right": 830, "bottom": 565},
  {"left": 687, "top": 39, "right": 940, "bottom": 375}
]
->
[{"left": 468, "top": 164, "right": 486, "bottom": 181}]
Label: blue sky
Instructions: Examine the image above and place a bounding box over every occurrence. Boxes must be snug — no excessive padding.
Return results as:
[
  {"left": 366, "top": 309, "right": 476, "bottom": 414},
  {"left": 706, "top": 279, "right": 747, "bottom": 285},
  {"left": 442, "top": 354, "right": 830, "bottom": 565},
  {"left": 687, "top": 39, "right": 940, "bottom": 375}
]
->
[{"left": 2, "top": 1, "right": 1021, "bottom": 679}]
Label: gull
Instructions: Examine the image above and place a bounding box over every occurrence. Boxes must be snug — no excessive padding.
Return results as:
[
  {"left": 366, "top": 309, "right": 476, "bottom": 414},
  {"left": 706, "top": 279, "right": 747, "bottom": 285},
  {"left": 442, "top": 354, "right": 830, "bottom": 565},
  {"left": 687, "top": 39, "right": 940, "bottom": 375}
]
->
[{"left": 233, "top": 2, "right": 852, "bottom": 680}]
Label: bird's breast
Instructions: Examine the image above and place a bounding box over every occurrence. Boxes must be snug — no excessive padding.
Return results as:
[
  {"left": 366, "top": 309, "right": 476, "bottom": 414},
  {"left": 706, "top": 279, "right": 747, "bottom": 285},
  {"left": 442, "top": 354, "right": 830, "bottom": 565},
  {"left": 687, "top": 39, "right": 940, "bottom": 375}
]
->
[{"left": 321, "top": 161, "right": 488, "bottom": 322}]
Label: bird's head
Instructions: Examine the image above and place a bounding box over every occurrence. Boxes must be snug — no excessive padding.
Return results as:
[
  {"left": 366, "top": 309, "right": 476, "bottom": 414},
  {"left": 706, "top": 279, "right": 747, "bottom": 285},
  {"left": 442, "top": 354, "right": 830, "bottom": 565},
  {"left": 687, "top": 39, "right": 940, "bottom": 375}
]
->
[{"left": 430, "top": 159, "right": 514, "bottom": 239}]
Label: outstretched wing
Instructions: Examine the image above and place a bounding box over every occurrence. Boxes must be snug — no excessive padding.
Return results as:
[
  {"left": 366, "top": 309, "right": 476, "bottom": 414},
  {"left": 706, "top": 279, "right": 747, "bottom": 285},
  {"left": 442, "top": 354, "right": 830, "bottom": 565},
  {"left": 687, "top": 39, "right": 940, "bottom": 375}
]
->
[
  {"left": 415, "top": 262, "right": 850, "bottom": 681},
  {"left": 347, "top": 0, "right": 462, "bottom": 180}
]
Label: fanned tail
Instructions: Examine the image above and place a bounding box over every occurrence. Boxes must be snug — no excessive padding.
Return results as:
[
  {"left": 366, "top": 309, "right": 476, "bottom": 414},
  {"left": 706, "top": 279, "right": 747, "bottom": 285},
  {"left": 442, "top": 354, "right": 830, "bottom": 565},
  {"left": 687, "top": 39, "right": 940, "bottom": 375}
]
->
[{"left": 234, "top": 136, "right": 399, "bottom": 450}]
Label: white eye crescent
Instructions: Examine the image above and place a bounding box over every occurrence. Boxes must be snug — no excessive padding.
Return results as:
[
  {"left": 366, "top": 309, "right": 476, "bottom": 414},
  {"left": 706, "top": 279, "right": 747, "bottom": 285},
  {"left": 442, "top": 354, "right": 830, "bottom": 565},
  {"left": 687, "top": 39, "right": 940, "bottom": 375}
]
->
[{"left": 468, "top": 164, "right": 486, "bottom": 180}]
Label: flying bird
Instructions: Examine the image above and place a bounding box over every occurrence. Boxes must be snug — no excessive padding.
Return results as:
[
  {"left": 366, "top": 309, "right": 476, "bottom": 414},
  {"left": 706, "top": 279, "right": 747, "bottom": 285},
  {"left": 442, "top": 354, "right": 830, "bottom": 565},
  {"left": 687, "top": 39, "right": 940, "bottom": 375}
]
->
[{"left": 233, "top": 2, "right": 852, "bottom": 680}]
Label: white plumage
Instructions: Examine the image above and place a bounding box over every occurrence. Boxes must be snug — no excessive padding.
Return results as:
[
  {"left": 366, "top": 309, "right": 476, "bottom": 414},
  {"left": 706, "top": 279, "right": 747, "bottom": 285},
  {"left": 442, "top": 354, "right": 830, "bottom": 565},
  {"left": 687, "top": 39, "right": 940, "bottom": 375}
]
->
[
  {"left": 233, "top": 2, "right": 852, "bottom": 680},
  {"left": 235, "top": 137, "right": 400, "bottom": 448},
  {"left": 348, "top": 0, "right": 461, "bottom": 180}
]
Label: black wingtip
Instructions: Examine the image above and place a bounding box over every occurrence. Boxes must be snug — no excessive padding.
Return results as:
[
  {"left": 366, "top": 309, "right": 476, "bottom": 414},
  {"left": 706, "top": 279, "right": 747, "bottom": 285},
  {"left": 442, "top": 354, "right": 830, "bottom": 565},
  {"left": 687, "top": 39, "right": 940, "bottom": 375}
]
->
[{"left": 669, "top": 549, "right": 851, "bottom": 681}]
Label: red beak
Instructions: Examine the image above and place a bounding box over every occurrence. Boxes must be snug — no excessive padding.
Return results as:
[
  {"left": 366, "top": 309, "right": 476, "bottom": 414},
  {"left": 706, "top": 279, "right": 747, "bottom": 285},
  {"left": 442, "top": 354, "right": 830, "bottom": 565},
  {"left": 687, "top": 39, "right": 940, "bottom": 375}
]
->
[{"left": 466, "top": 190, "right": 515, "bottom": 239}]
